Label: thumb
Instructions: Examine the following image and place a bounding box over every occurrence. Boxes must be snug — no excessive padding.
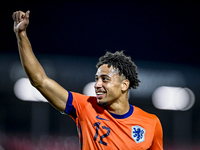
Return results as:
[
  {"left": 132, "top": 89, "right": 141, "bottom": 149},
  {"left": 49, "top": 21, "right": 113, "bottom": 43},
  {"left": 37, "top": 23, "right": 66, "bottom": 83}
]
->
[{"left": 25, "top": 10, "right": 30, "bottom": 20}]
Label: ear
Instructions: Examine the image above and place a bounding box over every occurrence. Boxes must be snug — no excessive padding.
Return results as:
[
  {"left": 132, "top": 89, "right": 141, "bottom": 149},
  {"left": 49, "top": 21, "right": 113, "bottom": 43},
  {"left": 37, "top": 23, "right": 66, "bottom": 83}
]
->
[{"left": 121, "top": 79, "right": 130, "bottom": 92}]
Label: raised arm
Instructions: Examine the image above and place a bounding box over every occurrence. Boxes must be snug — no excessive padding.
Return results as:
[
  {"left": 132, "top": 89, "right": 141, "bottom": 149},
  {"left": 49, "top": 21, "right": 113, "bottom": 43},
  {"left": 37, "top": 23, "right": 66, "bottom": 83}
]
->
[{"left": 12, "top": 10, "right": 68, "bottom": 112}]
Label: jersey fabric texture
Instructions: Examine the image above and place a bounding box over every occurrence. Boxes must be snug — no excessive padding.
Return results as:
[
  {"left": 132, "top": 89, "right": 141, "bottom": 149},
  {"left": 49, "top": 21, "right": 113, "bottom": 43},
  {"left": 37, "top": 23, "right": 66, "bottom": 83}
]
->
[{"left": 64, "top": 91, "right": 163, "bottom": 150}]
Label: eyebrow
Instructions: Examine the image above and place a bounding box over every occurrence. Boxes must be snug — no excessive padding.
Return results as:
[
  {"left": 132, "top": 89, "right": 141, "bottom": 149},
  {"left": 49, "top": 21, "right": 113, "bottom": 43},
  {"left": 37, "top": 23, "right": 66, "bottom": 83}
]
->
[{"left": 95, "top": 74, "right": 111, "bottom": 78}]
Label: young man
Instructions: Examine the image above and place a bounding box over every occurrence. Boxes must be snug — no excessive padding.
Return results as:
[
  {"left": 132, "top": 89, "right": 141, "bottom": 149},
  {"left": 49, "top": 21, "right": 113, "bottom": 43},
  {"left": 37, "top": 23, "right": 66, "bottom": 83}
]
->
[{"left": 13, "top": 10, "right": 163, "bottom": 150}]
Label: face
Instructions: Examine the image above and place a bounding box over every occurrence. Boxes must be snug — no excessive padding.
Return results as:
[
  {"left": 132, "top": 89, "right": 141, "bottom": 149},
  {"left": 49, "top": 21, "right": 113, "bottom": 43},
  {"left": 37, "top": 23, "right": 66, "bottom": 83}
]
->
[{"left": 94, "top": 64, "right": 125, "bottom": 106}]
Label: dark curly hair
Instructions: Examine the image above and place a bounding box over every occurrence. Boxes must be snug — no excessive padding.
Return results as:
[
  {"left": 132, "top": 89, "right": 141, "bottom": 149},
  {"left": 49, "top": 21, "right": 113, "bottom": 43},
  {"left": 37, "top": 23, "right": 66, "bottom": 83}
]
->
[{"left": 96, "top": 51, "right": 140, "bottom": 89}]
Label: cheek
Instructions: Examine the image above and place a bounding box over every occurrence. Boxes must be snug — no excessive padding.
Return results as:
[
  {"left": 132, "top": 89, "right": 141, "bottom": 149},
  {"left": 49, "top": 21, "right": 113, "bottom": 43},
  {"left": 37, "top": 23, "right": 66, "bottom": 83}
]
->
[{"left": 107, "top": 84, "right": 122, "bottom": 96}]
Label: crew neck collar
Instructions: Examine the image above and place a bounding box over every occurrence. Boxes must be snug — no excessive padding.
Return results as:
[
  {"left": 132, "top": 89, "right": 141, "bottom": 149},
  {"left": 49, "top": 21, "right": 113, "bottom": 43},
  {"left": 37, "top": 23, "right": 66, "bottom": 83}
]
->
[{"left": 109, "top": 104, "right": 134, "bottom": 119}]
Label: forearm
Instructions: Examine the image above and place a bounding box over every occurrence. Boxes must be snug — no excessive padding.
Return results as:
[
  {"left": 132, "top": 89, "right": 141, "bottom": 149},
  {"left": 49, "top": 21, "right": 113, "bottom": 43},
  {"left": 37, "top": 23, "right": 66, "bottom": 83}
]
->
[
  {"left": 12, "top": 10, "right": 69, "bottom": 112},
  {"left": 16, "top": 31, "right": 47, "bottom": 87}
]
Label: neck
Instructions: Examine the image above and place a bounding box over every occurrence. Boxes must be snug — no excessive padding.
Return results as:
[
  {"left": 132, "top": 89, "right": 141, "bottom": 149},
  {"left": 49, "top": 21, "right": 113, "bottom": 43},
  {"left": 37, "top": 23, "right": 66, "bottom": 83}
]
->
[{"left": 106, "top": 97, "right": 130, "bottom": 115}]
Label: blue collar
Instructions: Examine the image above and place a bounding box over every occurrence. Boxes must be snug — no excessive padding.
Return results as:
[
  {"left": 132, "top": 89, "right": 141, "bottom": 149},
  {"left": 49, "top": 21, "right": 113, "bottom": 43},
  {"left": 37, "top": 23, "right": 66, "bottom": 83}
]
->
[{"left": 109, "top": 104, "right": 134, "bottom": 119}]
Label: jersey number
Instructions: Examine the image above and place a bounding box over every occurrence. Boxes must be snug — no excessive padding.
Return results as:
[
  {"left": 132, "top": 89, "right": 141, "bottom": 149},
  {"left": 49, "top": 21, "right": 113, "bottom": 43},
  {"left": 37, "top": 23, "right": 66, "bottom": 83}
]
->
[{"left": 93, "top": 122, "right": 110, "bottom": 146}]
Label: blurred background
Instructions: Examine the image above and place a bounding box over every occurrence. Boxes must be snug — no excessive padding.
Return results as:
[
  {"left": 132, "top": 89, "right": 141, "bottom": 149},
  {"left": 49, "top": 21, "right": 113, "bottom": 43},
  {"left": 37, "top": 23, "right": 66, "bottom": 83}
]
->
[{"left": 0, "top": 1, "right": 200, "bottom": 149}]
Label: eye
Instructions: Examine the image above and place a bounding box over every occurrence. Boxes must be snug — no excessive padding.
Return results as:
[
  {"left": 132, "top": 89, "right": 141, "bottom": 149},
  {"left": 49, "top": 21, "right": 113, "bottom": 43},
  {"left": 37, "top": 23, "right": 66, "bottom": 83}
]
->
[
  {"left": 95, "top": 77, "right": 98, "bottom": 81},
  {"left": 102, "top": 77, "right": 109, "bottom": 81}
]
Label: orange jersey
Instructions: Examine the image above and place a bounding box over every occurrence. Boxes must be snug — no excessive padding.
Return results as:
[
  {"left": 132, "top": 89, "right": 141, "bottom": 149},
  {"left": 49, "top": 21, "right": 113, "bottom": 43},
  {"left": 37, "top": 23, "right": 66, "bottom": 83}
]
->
[{"left": 64, "top": 91, "right": 163, "bottom": 150}]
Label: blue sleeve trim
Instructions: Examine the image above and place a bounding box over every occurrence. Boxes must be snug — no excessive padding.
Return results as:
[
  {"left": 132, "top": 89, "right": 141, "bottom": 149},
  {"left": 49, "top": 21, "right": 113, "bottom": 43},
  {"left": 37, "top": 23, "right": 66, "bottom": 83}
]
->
[{"left": 64, "top": 91, "right": 77, "bottom": 119}]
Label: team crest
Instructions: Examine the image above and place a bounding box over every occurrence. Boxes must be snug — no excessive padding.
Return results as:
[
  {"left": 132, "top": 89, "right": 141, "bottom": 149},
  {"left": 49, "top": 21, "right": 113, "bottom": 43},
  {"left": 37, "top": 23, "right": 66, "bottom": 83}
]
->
[{"left": 131, "top": 126, "right": 146, "bottom": 144}]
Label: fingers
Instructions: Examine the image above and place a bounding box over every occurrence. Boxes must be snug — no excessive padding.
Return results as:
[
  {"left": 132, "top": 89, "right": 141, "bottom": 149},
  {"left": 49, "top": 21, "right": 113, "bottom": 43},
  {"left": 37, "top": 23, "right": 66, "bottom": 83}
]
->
[
  {"left": 12, "top": 11, "right": 21, "bottom": 23},
  {"left": 12, "top": 10, "right": 29, "bottom": 23},
  {"left": 12, "top": 11, "right": 18, "bottom": 27}
]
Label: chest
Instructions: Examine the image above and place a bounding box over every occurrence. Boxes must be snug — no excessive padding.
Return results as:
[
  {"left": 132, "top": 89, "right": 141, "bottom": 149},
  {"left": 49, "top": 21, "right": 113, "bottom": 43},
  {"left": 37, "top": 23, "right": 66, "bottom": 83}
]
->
[{"left": 78, "top": 105, "right": 154, "bottom": 149}]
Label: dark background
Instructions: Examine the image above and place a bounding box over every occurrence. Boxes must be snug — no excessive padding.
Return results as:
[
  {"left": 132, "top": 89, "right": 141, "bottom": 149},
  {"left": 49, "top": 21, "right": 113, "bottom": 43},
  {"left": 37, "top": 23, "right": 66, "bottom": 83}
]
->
[
  {"left": 2, "top": 1, "right": 200, "bottom": 66},
  {"left": 0, "top": 1, "right": 200, "bottom": 149}
]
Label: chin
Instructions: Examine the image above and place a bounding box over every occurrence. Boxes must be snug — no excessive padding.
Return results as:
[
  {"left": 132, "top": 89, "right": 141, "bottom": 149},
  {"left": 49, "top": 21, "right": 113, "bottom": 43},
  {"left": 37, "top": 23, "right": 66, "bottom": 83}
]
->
[{"left": 97, "top": 99, "right": 108, "bottom": 107}]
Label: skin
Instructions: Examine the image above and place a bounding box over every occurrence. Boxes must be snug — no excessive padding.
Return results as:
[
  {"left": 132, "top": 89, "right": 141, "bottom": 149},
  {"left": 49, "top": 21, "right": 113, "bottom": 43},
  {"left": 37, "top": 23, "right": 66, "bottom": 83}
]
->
[
  {"left": 95, "top": 64, "right": 130, "bottom": 115},
  {"left": 13, "top": 10, "right": 68, "bottom": 111},
  {"left": 12, "top": 10, "right": 130, "bottom": 115}
]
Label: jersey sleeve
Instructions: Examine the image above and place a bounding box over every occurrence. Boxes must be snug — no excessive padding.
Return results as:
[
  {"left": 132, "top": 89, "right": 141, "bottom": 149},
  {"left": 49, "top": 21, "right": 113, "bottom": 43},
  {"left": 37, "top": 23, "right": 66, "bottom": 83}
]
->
[
  {"left": 149, "top": 117, "right": 163, "bottom": 150},
  {"left": 63, "top": 91, "right": 95, "bottom": 120}
]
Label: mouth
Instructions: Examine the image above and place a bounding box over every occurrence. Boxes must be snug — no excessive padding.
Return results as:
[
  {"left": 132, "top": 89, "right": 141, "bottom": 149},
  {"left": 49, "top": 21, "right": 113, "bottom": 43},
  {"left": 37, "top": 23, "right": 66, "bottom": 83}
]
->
[{"left": 95, "top": 91, "right": 106, "bottom": 99}]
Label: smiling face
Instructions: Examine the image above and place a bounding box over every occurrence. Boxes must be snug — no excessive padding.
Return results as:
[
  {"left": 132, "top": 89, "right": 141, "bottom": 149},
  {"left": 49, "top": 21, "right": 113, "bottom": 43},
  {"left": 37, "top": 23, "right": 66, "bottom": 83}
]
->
[{"left": 94, "top": 64, "right": 128, "bottom": 107}]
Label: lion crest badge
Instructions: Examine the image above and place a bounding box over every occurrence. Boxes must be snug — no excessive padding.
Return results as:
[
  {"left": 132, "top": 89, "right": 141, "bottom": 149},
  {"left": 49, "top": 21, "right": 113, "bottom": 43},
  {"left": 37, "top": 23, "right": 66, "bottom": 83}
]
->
[{"left": 132, "top": 125, "right": 146, "bottom": 144}]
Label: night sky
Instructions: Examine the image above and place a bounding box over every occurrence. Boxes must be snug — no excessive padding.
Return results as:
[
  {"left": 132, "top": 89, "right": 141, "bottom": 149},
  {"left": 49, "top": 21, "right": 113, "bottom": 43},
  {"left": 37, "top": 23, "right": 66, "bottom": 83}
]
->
[{"left": 2, "top": 1, "right": 200, "bottom": 66}]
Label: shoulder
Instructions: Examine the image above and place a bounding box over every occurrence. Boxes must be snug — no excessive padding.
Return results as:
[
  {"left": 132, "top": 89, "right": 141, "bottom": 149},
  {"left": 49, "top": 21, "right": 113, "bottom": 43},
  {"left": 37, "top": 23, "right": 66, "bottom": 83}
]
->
[
  {"left": 133, "top": 105, "right": 159, "bottom": 123},
  {"left": 70, "top": 91, "right": 98, "bottom": 107},
  {"left": 70, "top": 91, "right": 105, "bottom": 115},
  {"left": 132, "top": 105, "right": 162, "bottom": 135},
  {"left": 71, "top": 91, "right": 96, "bottom": 101}
]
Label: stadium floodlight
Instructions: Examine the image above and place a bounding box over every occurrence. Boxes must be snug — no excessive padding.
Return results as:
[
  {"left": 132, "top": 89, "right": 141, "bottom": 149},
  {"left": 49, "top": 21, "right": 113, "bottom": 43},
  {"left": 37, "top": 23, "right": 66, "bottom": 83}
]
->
[
  {"left": 83, "top": 82, "right": 96, "bottom": 96},
  {"left": 152, "top": 86, "right": 195, "bottom": 111},
  {"left": 14, "top": 78, "right": 47, "bottom": 102}
]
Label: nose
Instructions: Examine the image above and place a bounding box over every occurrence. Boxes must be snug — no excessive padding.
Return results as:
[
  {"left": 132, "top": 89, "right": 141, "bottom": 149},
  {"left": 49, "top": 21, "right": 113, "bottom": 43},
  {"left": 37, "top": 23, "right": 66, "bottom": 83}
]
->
[{"left": 94, "top": 79, "right": 102, "bottom": 89}]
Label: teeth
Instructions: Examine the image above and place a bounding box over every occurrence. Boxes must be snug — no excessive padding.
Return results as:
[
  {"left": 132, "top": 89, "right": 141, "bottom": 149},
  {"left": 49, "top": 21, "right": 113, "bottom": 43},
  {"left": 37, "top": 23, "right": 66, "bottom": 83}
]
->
[{"left": 97, "top": 92, "right": 104, "bottom": 95}]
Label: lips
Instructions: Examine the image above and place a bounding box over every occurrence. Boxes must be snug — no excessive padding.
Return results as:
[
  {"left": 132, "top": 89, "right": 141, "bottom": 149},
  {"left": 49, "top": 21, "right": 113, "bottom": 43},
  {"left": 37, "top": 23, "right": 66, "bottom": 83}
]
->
[
  {"left": 95, "top": 90, "right": 106, "bottom": 99},
  {"left": 96, "top": 93, "right": 105, "bottom": 99}
]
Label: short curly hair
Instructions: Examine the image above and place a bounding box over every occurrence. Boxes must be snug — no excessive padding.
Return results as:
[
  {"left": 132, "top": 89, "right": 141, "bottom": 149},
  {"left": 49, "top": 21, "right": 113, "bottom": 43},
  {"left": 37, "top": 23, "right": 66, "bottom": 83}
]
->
[{"left": 96, "top": 51, "right": 140, "bottom": 89}]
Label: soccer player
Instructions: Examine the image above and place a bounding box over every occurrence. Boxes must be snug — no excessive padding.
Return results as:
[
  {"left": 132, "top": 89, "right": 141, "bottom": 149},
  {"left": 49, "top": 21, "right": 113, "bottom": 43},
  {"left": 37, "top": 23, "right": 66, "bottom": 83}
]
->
[{"left": 13, "top": 10, "right": 163, "bottom": 150}]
